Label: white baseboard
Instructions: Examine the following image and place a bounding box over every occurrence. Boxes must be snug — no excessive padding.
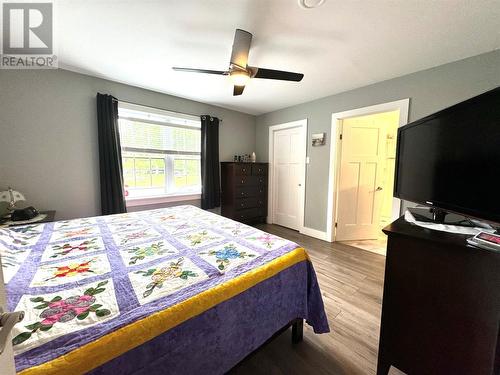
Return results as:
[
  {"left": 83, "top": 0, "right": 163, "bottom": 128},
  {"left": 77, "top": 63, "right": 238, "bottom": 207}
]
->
[{"left": 299, "top": 226, "right": 331, "bottom": 242}]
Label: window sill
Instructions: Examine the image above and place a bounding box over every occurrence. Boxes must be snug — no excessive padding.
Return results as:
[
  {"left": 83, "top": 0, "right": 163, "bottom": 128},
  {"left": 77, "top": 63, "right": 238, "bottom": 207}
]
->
[{"left": 125, "top": 193, "right": 201, "bottom": 207}]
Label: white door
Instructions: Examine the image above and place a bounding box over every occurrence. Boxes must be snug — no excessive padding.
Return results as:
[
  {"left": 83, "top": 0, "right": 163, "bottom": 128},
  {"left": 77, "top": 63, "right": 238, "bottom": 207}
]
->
[
  {"left": 335, "top": 113, "right": 386, "bottom": 241},
  {"left": 272, "top": 125, "right": 305, "bottom": 230},
  {"left": 0, "top": 255, "right": 16, "bottom": 375}
]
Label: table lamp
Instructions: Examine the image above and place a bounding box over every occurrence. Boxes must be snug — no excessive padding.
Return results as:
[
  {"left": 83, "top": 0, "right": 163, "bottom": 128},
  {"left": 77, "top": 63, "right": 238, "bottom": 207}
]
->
[{"left": 0, "top": 187, "right": 26, "bottom": 211}]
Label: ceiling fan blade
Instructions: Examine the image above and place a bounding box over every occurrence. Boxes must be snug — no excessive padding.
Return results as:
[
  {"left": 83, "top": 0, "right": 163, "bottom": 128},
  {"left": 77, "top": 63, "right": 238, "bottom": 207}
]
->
[
  {"left": 230, "top": 29, "right": 252, "bottom": 69},
  {"left": 172, "top": 67, "right": 227, "bottom": 75},
  {"left": 250, "top": 67, "right": 304, "bottom": 82},
  {"left": 233, "top": 85, "right": 245, "bottom": 96}
]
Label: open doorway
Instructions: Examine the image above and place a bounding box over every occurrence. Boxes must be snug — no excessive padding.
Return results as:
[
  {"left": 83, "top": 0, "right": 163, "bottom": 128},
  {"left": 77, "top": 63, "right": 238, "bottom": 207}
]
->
[{"left": 326, "top": 99, "right": 410, "bottom": 254}]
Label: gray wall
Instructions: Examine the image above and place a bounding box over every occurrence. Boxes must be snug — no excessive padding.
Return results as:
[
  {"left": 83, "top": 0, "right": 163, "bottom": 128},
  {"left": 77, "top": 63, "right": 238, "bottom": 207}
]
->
[
  {"left": 0, "top": 69, "right": 255, "bottom": 220},
  {"left": 256, "top": 50, "right": 500, "bottom": 232},
  {"left": 2, "top": 50, "right": 499, "bottom": 227},
  {"left": 127, "top": 200, "right": 220, "bottom": 216}
]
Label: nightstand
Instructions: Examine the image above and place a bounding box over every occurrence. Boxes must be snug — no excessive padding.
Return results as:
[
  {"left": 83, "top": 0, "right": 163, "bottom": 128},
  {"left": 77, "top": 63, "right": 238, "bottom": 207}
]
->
[{"left": 0, "top": 210, "right": 56, "bottom": 227}]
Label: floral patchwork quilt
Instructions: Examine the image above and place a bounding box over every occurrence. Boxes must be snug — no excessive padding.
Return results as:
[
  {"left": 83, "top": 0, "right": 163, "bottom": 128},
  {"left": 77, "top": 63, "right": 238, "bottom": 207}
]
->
[{"left": 0, "top": 205, "right": 301, "bottom": 373}]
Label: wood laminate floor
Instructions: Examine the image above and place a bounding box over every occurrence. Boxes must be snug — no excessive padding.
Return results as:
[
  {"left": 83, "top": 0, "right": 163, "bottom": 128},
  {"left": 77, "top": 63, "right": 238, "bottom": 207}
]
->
[
  {"left": 230, "top": 224, "right": 386, "bottom": 375},
  {"left": 340, "top": 238, "right": 388, "bottom": 256}
]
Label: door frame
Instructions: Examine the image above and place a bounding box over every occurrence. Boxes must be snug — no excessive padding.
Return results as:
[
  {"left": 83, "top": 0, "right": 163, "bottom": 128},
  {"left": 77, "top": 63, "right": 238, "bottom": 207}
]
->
[
  {"left": 326, "top": 99, "right": 410, "bottom": 242},
  {"left": 268, "top": 119, "right": 308, "bottom": 233}
]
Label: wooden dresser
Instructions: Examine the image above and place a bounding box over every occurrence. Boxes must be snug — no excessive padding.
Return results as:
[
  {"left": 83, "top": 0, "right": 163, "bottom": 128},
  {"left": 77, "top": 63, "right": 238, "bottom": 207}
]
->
[
  {"left": 378, "top": 217, "right": 500, "bottom": 375},
  {"left": 220, "top": 162, "right": 268, "bottom": 224}
]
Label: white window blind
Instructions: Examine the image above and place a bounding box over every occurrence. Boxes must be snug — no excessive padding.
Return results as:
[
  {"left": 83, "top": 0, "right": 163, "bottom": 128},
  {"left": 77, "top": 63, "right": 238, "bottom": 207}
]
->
[{"left": 118, "top": 102, "right": 201, "bottom": 200}]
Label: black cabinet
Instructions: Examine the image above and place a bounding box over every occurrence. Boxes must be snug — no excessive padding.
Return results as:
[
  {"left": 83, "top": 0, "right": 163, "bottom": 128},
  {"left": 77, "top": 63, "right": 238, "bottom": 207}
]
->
[
  {"left": 378, "top": 217, "right": 500, "bottom": 375},
  {"left": 221, "top": 162, "right": 268, "bottom": 224}
]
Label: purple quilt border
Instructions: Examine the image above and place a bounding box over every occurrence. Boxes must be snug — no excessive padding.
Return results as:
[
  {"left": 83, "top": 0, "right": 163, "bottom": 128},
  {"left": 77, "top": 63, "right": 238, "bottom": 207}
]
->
[{"left": 2, "top": 206, "right": 328, "bottom": 372}]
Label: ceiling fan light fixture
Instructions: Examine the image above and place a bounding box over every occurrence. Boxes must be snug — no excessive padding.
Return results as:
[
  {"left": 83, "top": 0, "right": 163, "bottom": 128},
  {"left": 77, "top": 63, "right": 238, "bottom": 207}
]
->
[
  {"left": 173, "top": 29, "right": 304, "bottom": 96},
  {"left": 230, "top": 70, "right": 250, "bottom": 86},
  {"left": 298, "top": 0, "right": 325, "bottom": 9}
]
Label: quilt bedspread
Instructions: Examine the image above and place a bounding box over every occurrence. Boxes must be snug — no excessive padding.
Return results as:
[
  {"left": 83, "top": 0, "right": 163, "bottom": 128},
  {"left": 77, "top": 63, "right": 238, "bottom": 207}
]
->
[{"left": 0, "top": 205, "right": 328, "bottom": 374}]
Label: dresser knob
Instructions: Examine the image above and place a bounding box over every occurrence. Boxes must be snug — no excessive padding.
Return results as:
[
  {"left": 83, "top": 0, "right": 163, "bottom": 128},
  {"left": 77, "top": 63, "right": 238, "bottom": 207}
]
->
[{"left": 241, "top": 180, "right": 244, "bottom": 184}]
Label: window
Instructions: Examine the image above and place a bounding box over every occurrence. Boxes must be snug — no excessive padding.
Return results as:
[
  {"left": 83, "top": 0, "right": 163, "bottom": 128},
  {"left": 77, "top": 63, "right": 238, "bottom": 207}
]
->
[{"left": 118, "top": 102, "right": 201, "bottom": 201}]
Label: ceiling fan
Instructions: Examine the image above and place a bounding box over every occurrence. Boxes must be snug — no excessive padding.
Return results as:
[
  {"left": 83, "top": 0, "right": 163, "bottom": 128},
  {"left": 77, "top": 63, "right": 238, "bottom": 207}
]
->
[{"left": 172, "top": 29, "right": 304, "bottom": 96}]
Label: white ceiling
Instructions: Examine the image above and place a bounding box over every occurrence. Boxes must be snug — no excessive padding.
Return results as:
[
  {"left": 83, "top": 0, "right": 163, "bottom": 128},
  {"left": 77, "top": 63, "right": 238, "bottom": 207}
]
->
[{"left": 57, "top": 0, "right": 500, "bottom": 115}]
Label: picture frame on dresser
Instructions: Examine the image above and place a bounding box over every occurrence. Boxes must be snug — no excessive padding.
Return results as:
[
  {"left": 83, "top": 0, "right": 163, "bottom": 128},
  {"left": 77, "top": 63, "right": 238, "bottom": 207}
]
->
[{"left": 220, "top": 162, "right": 268, "bottom": 224}]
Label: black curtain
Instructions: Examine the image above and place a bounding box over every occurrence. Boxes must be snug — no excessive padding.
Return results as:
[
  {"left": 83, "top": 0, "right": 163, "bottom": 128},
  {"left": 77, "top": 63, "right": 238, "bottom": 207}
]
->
[
  {"left": 200, "top": 115, "right": 220, "bottom": 209},
  {"left": 96, "top": 93, "right": 127, "bottom": 215}
]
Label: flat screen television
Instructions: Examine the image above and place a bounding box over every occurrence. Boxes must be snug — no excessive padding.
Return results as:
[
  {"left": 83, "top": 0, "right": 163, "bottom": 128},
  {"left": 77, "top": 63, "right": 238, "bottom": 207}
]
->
[{"left": 394, "top": 86, "right": 500, "bottom": 225}]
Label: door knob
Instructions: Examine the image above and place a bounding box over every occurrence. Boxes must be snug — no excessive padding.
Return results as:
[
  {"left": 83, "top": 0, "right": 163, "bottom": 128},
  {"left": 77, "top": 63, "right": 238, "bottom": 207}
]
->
[
  {"left": 0, "top": 307, "right": 24, "bottom": 354},
  {"left": 376, "top": 186, "right": 383, "bottom": 191}
]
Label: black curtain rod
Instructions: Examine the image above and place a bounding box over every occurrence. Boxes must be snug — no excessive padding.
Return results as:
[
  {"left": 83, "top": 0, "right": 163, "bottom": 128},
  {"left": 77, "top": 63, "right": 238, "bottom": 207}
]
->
[{"left": 110, "top": 97, "right": 222, "bottom": 122}]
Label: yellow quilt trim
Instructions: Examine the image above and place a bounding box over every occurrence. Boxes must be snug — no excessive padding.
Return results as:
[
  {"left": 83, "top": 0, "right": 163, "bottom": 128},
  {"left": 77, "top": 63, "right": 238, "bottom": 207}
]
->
[{"left": 19, "top": 247, "right": 309, "bottom": 375}]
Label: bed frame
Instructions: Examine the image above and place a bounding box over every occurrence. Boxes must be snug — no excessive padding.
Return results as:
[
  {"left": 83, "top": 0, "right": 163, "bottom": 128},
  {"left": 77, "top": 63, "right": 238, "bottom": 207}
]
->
[{"left": 230, "top": 318, "right": 304, "bottom": 371}]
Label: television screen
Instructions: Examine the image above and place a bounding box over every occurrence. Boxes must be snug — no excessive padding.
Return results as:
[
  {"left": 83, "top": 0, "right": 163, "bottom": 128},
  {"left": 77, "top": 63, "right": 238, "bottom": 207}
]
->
[{"left": 394, "top": 87, "right": 500, "bottom": 224}]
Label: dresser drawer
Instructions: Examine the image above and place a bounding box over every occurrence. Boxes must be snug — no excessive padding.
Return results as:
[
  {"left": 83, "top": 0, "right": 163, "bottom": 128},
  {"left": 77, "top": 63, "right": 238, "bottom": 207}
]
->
[
  {"left": 235, "top": 175, "right": 255, "bottom": 186},
  {"left": 235, "top": 197, "right": 258, "bottom": 210},
  {"left": 234, "top": 208, "right": 260, "bottom": 222},
  {"left": 235, "top": 164, "right": 251, "bottom": 176},
  {"left": 256, "top": 185, "right": 267, "bottom": 196},
  {"left": 235, "top": 185, "right": 257, "bottom": 198},
  {"left": 255, "top": 175, "right": 267, "bottom": 185},
  {"left": 252, "top": 164, "right": 268, "bottom": 176},
  {"left": 234, "top": 185, "right": 267, "bottom": 200},
  {"left": 235, "top": 197, "right": 266, "bottom": 210},
  {"left": 235, "top": 175, "right": 266, "bottom": 186},
  {"left": 256, "top": 197, "right": 266, "bottom": 208}
]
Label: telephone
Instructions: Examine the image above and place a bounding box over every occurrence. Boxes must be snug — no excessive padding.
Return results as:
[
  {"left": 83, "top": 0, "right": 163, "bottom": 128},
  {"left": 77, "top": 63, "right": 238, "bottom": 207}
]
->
[{"left": 11, "top": 206, "right": 39, "bottom": 221}]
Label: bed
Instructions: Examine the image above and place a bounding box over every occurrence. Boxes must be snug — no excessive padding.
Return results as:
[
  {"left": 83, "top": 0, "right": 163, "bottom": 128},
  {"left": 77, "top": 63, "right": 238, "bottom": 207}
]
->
[{"left": 0, "top": 205, "right": 329, "bottom": 374}]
